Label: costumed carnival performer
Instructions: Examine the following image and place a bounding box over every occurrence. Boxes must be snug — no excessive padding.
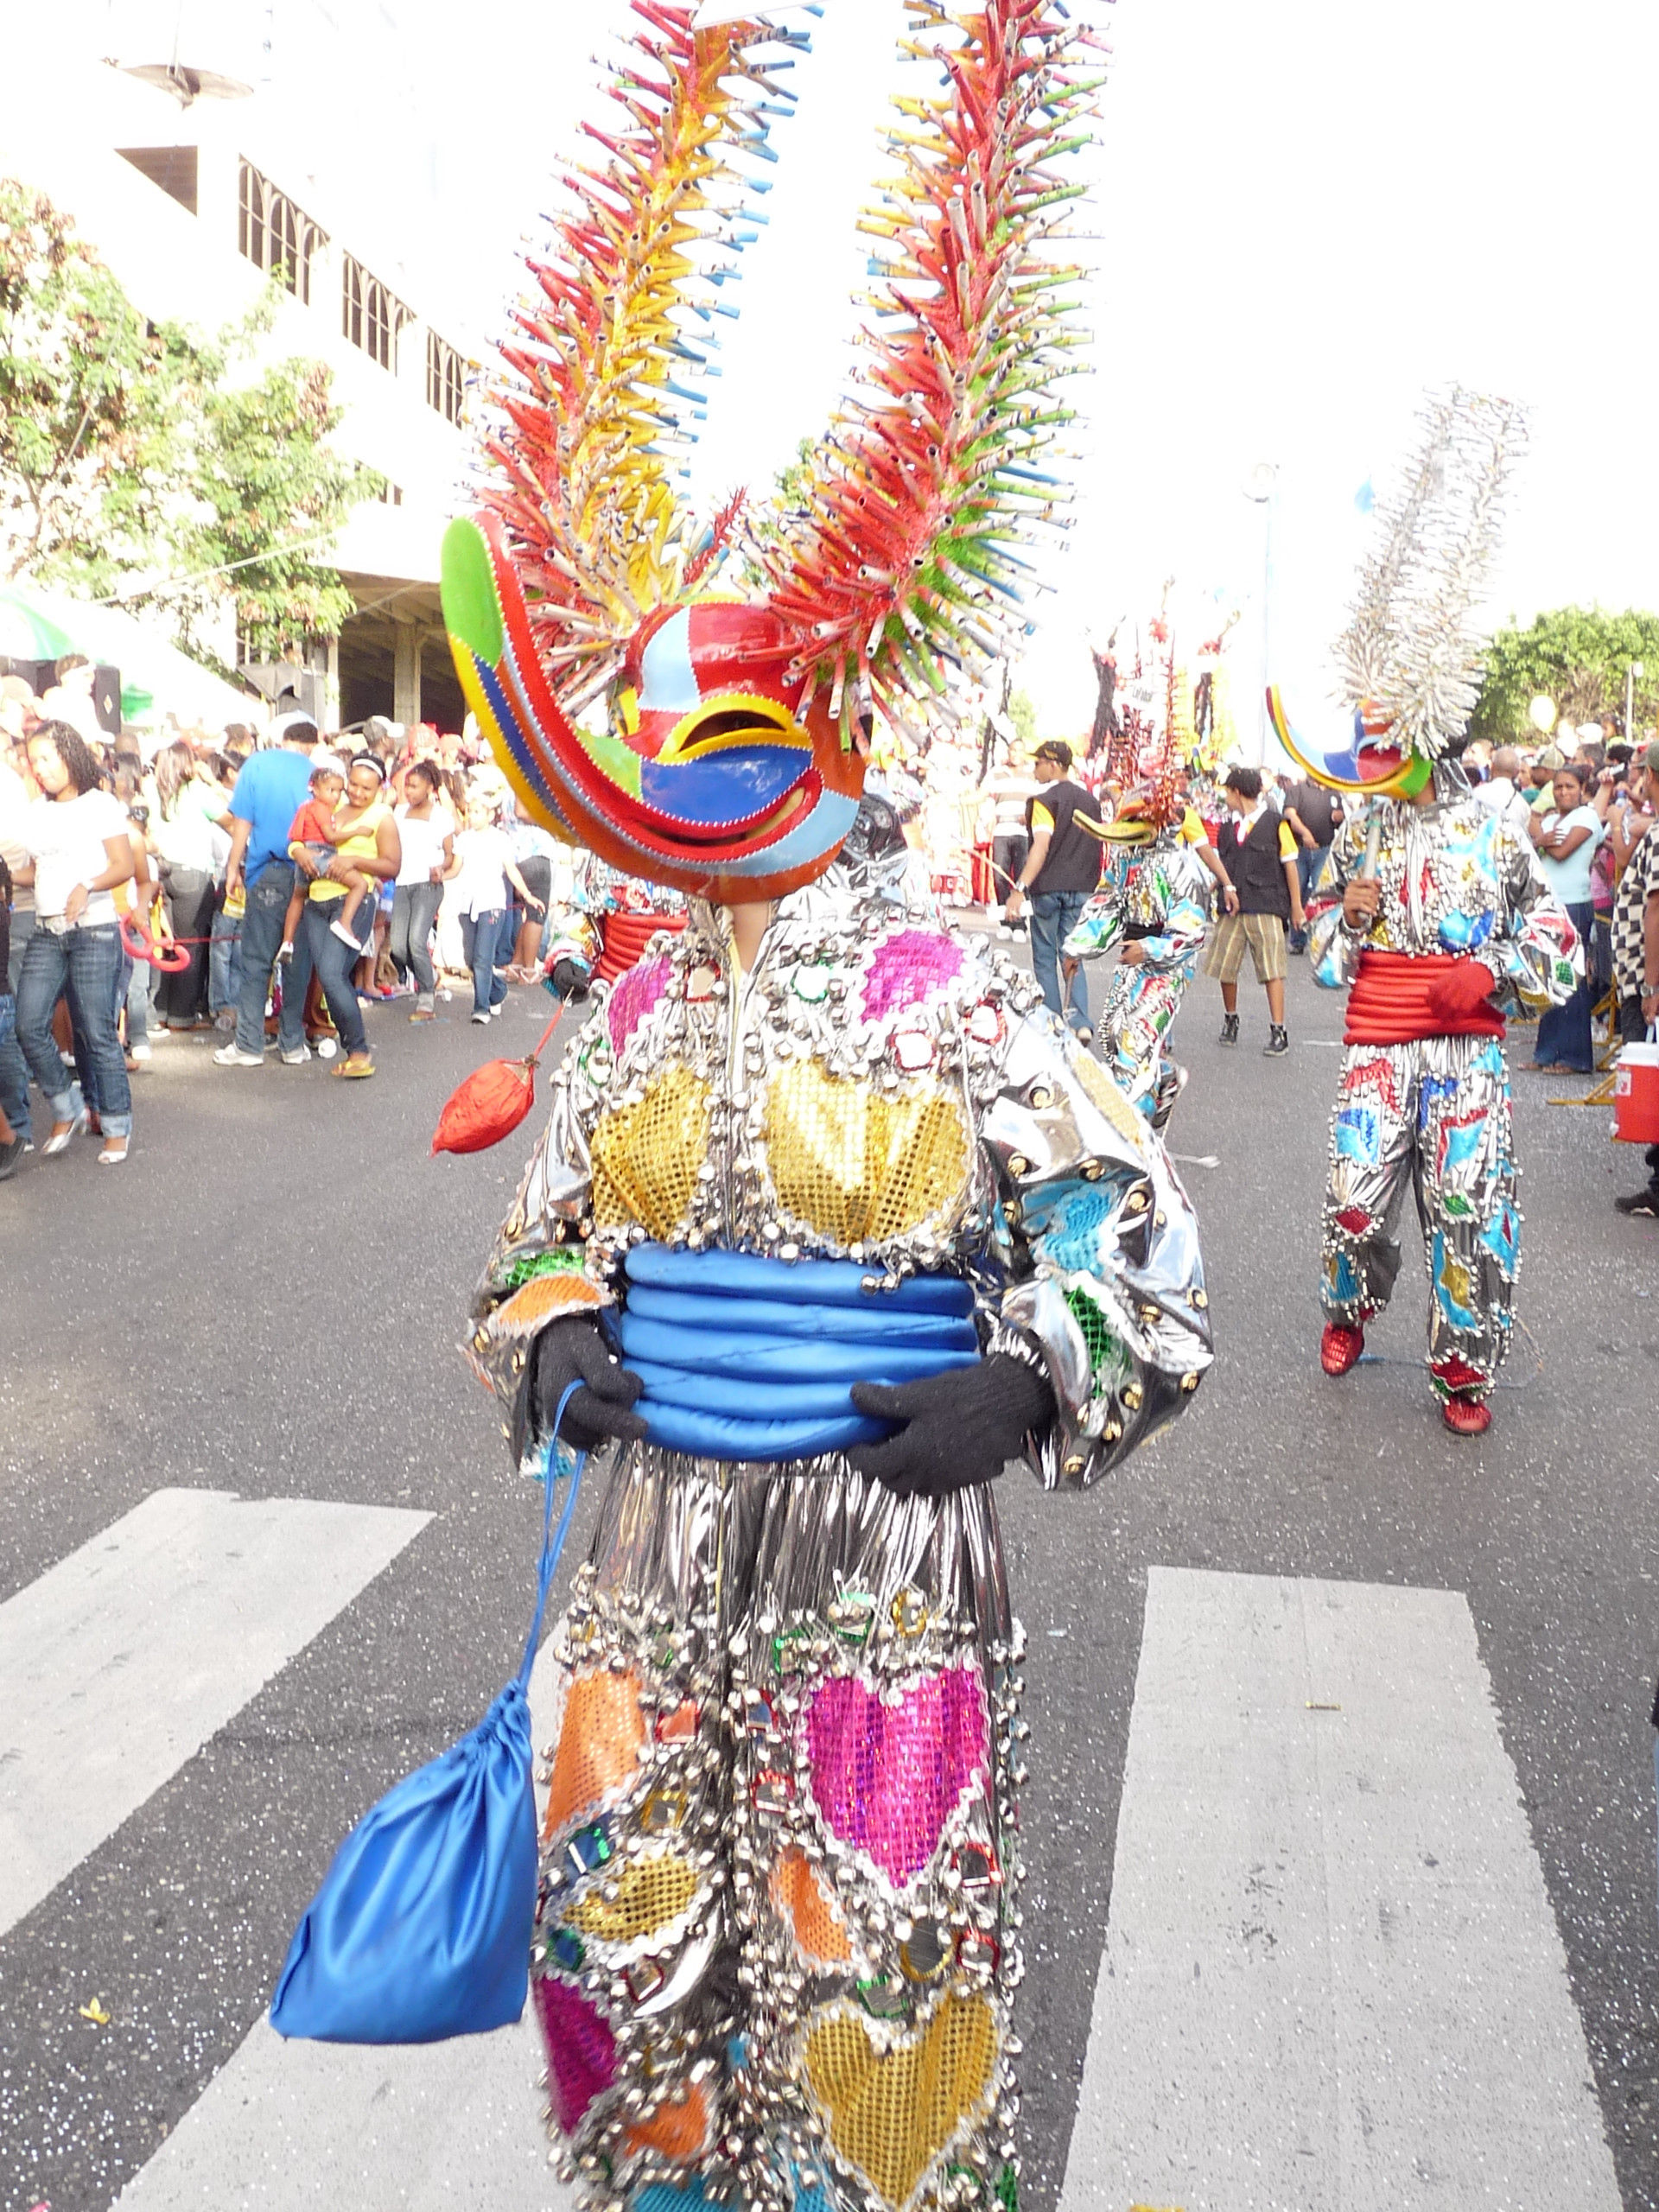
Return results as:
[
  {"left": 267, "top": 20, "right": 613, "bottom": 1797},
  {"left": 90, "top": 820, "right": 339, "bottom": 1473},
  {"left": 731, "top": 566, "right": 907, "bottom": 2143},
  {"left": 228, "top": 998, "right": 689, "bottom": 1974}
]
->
[
  {"left": 1062, "top": 655, "right": 1233, "bottom": 1127},
  {"left": 1270, "top": 389, "right": 1582, "bottom": 1439},
  {"left": 440, "top": 6, "right": 1210, "bottom": 2209}
]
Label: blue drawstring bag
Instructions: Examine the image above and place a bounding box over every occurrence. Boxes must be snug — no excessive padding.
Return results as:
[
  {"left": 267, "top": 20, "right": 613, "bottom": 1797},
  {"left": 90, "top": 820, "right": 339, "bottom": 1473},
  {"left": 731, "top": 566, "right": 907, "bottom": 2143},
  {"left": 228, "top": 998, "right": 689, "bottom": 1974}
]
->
[{"left": 270, "top": 1389, "right": 585, "bottom": 2044}]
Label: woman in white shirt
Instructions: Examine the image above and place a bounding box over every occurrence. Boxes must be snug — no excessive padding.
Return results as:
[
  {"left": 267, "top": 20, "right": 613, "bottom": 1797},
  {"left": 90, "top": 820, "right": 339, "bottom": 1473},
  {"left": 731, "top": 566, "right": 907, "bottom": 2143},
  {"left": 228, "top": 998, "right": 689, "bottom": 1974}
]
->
[
  {"left": 1528, "top": 766, "right": 1604, "bottom": 1073},
  {"left": 391, "top": 760, "right": 456, "bottom": 1020},
  {"left": 15, "top": 721, "right": 137, "bottom": 1162},
  {"left": 444, "top": 796, "right": 543, "bottom": 1022}
]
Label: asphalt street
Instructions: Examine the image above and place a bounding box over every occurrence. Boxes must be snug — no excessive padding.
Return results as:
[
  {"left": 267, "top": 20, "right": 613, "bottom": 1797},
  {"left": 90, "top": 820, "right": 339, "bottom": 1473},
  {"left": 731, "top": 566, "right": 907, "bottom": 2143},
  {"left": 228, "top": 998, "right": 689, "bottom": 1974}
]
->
[{"left": 2, "top": 941, "right": 1656, "bottom": 2212}]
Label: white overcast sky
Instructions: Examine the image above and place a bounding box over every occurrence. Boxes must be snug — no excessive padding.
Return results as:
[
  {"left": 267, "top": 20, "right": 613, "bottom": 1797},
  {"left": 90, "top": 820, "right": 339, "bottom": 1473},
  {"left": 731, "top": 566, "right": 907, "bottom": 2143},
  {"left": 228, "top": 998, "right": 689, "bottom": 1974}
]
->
[{"left": 99, "top": 0, "right": 1659, "bottom": 747}]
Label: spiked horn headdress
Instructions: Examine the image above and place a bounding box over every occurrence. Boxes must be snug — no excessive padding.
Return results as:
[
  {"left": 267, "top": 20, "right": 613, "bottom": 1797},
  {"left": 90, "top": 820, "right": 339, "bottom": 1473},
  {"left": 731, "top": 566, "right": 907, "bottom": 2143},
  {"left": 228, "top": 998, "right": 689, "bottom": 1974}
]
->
[
  {"left": 1267, "top": 385, "right": 1527, "bottom": 801},
  {"left": 442, "top": 0, "right": 1105, "bottom": 901}
]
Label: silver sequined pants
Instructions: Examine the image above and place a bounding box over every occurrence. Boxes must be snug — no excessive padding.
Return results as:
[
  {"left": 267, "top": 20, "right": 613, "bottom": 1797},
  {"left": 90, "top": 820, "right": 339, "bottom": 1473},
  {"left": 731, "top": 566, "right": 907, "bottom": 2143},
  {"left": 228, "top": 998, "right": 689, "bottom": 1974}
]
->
[
  {"left": 1095, "top": 958, "right": 1195, "bottom": 1128},
  {"left": 530, "top": 1451, "right": 1023, "bottom": 2212},
  {"left": 1319, "top": 1033, "right": 1520, "bottom": 1395}
]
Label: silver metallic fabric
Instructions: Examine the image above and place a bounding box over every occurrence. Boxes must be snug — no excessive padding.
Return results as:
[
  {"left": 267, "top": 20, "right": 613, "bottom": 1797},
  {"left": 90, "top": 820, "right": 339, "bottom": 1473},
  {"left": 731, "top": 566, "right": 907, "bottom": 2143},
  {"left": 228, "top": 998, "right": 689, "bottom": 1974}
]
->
[
  {"left": 464, "top": 870, "right": 1210, "bottom": 2209},
  {"left": 1308, "top": 794, "right": 1581, "bottom": 1401},
  {"left": 471, "top": 874, "right": 1212, "bottom": 1486},
  {"left": 1064, "top": 836, "right": 1213, "bottom": 1128}
]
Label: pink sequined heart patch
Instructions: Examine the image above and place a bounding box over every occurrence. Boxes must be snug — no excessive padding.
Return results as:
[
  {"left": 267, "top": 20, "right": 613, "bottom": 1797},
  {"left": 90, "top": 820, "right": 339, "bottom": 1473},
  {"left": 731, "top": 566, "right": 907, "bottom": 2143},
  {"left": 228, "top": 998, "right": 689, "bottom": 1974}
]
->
[
  {"left": 804, "top": 1666, "right": 988, "bottom": 1886},
  {"left": 533, "top": 1974, "right": 618, "bottom": 2136}
]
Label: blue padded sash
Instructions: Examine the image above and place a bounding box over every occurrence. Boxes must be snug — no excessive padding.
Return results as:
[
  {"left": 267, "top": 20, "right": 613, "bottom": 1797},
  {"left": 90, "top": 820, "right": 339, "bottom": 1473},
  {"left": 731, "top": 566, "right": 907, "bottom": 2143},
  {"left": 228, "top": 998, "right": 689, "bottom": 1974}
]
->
[{"left": 615, "top": 1243, "right": 981, "bottom": 1463}]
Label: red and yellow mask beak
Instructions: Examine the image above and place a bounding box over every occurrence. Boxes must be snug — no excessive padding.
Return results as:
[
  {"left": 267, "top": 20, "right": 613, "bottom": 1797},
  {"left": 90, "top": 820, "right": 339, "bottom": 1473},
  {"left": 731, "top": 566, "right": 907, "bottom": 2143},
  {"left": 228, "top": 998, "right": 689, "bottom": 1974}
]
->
[
  {"left": 1265, "top": 688, "right": 1433, "bottom": 802},
  {"left": 442, "top": 516, "right": 866, "bottom": 902}
]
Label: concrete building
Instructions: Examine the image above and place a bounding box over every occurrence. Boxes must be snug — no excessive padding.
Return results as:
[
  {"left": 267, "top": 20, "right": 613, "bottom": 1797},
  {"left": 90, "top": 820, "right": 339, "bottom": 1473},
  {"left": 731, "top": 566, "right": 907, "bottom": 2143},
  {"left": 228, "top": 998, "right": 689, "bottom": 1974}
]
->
[{"left": 1, "top": 2, "right": 480, "bottom": 729}]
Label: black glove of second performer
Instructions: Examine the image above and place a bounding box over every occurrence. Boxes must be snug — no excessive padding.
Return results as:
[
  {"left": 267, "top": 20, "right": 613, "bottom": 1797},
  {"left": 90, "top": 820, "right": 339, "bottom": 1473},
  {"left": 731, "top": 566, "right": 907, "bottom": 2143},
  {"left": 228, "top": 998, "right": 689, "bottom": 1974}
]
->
[
  {"left": 512, "top": 1314, "right": 648, "bottom": 1465},
  {"left": 848, "top": 1352, "right": 1056, "bottom": 1499}
]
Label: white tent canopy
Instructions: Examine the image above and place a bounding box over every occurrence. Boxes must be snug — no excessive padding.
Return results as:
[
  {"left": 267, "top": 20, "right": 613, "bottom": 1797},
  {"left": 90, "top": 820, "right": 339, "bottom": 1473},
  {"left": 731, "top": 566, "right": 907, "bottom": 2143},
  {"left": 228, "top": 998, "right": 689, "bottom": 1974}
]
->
[{"left": 2, "top": 579, "right": 266, "bottom": 736}]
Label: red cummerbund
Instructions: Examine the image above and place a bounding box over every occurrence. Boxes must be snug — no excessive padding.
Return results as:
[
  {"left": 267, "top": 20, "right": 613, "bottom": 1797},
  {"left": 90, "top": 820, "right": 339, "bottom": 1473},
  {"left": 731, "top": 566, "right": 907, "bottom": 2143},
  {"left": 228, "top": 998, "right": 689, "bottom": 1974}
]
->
[
  {"left": 595, "top": 910, "right": 686, "bottom": 985},
  {"left": 1344, "top": 948, "right": 1504, "bottom": 1046}
]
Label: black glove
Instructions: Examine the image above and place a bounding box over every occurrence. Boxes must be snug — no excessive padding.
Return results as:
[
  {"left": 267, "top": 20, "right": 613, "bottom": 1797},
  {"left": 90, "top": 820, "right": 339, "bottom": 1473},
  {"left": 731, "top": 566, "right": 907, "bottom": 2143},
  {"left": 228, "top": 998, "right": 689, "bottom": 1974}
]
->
[
  {"left": 848, "top": 1353, "right": 1056, "bottom": 1499},
  {"left": 512, "top": 1314, "right": 648, "bottom": 1463}
]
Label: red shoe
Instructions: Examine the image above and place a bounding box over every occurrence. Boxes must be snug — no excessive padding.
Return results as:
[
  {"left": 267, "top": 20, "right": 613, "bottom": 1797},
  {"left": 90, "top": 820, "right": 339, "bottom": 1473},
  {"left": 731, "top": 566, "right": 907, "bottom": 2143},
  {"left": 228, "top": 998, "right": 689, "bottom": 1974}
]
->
[
  {"left": 1320, "top": 1321, "right": 1365, "bottom": 1376},
  {"left": 1441, "top": 1394, "right": 1491, "bottom": 1437}
]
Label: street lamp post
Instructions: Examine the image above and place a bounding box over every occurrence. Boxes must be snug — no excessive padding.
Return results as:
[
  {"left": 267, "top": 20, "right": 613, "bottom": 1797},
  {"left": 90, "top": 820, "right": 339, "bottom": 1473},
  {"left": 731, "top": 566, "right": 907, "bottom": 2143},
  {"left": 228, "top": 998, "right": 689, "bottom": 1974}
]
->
[
  {"left": 1626, "top": 660, "right": 1645, "bottom": 747},
  {"left": 1242, "top": 461, "right": 1277, "bottom": 767}
]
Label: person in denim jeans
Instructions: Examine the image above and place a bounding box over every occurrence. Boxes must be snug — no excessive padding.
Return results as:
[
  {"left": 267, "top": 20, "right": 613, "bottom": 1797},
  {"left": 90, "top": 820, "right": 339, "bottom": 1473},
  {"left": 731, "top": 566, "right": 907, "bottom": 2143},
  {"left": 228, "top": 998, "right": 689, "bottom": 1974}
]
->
[
  {"left": 461, "top": 906, "right": 510, "bottom": 1020},
  {"left": 1003, "top": 740, "right": 1101, "bottom": 1037},
  {"left": 302, "top": 887, "right": 373, "bottom": 1067},
  {"left": 216, "top": 722, "right": 319, "bottom": 1068},
  {"left": 14, "top": 723, "right": 137, "bottom": 1162},
  {"left": 0, "top": 857, "right": 29, "bottom": 1172}
]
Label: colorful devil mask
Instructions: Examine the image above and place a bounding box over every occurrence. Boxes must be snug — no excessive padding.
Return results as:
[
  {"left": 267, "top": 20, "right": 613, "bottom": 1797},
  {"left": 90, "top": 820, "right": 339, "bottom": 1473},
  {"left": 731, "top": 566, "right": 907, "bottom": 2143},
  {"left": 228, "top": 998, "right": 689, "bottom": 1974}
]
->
[
  {"left": 1266, "top": 387, "right": 1526, "bottom": 803},
  {"left": 442, "top": 1, "right": 1103, "bottom": 903}
]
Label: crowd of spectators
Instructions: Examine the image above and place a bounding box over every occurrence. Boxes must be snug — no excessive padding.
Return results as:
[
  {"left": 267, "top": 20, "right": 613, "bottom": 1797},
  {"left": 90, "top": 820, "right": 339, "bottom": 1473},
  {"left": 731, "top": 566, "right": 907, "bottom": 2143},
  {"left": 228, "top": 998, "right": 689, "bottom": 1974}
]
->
[{"left": 0, "top": 667, "right": 569, "bottom": 1178}]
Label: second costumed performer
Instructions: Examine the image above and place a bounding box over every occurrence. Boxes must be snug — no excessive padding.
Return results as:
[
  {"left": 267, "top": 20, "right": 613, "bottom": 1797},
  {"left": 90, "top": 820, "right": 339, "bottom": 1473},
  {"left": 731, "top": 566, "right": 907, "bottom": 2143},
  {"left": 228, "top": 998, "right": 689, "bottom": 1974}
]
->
[
  {"left": 1063, "top": 660, "right": 1231, "bottom": 1128},
  {"left": 439, "top": 6, "right": 1211, "bottom": 2209},
  {"left": 1271, "top": 390, "right": 1582, "bottom": 1439}
]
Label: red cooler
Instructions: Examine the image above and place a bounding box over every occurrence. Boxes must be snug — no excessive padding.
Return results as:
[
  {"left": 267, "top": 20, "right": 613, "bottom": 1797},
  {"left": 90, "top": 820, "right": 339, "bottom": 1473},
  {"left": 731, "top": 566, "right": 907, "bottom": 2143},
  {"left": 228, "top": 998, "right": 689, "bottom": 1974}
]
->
[{"left": 1613, "top": 1039, "right": 1659, "bottom": 1144}]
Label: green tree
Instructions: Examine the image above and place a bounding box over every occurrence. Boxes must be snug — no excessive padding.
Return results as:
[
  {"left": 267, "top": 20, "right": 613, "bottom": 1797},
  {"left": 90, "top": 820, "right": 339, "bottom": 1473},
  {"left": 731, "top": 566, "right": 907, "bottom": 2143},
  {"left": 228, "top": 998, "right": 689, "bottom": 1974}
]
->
[
  {"left": 1471, "top": 606, "right": 1659, "bottom": 742},
  {"left": 146, "top": 331, "right": 372, "bottom": 665},
  {"left": 1007, "top": 685, "right": 1039, "bottom": 753},
  {"left": 0, "top": 176, "right": 376, "bottom": 666},
  {"left": 0, "top": 179, "right": 185, "bottom": 584}
]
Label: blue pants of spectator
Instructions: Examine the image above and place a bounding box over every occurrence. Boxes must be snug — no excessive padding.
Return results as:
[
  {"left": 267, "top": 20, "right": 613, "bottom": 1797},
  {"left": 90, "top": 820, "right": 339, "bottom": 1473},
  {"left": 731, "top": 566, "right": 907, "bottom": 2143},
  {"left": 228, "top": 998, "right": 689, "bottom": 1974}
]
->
[
  {"left": 16, "top": 922, "right": 132, "bottom": 1140},
  {"left": 460, "top": 909, "right": 510, "bottom": 1015},
  {"left": 1288, "top": 844, "right": 1329, "bottom": 951},
  {"left": 389, "top": 880, "right": 443, "bottom": 995},
  {"left": 0, "top": 991, "right": 29, "bottom": 1143},
  {"left": 210, "top": 896, "right": 243, "bottom": 1017},
  {"left": 1029, "top": 888, "right": 1092, "bottom": 1033},
  {"left": 303, "top": 896, "right": 372, "bottom": 1060},
  {"left": 237, "top": 861, "right": 311, "bottom": 1058},
  {"left": 1535, "top": 898, "right": 1596, "bottom": 1072}
]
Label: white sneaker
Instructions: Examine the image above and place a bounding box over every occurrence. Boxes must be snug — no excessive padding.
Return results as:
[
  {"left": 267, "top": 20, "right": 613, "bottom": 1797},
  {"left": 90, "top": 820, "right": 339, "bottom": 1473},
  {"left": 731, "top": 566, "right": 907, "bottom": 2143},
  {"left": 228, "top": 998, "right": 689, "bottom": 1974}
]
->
[
  {"left": 130, "top": 1042, "right": 152, "bottom": 1062},
  {"left": 213, "top": 1042, "right": 264, "bottom": 1067},
  {"left": 471, "top": 1010, "right": 491, "bottom": 1025},
  {"left": 315, "top": 1035, "right": 339, "bottom": 1060},
  {"left": 490, "top": 1004, "right": 504, "bottom": 1019},
  {"left": 281, "top": 1045, "right": 312, "bottom": 1065}
]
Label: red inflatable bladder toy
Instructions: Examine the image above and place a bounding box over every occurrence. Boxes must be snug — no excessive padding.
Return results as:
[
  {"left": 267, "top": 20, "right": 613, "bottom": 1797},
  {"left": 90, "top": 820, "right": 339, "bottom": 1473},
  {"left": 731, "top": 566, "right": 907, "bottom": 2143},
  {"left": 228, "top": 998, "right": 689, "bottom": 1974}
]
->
[
  {"left": 119, "top": 910, "right": 192, "bottom": 974},
  {"left": 432, "top": 1011, "right": 562, "bottom": 1157}
]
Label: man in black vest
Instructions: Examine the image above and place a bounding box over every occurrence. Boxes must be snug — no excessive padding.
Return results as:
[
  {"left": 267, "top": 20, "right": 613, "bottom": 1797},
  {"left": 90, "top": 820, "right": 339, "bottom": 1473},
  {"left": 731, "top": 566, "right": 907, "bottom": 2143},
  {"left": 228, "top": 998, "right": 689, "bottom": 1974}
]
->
[
  {"left": 1005, "top": 739, "right": 1103, "bottom": 1039},
  {"left": 1204, "top": 764, "right": 1305, "bottom": 1054}
]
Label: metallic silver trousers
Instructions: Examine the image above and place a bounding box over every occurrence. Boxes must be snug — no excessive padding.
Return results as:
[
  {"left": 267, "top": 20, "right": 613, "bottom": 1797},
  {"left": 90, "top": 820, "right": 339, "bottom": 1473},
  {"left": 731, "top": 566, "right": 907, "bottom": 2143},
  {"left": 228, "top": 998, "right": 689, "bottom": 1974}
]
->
[
  {"left": 531, "top": 1450, "right": 1024, "bottom": 2212},
  {"left": 1319, "top": 1033, "right": 1521, "bottom": 1396}
]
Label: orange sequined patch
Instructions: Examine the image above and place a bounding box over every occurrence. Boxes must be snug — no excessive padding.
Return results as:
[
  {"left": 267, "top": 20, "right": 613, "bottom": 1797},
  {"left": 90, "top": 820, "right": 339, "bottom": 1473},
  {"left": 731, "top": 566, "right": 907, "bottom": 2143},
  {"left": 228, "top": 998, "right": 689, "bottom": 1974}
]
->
[
  {"left": 771, "top": 1847, "right": 851, "bottom": 1965},
  {"left": 543, "top": 1668, "right": 646, "bottom": 1840},
  {"left": 624, "top": 2078, "right": 712, "bottom": 2162},
  {"left": 491, "top": 1272, "right": 604, "bottom": 1338}
]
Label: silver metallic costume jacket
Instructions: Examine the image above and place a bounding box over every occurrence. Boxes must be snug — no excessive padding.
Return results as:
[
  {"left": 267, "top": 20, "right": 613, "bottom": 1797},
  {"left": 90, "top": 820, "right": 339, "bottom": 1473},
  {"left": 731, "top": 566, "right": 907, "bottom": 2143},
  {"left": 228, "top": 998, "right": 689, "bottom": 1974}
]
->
[
  {"left": 1307, "top": 794, "right": 1580, "bottom": 1397},
  {"left": 465, "top": 865, "right": 1210, "bottom": 2212},
  {"left": 1062, "top": 834, "right": 1214, "bottom": 1128}
]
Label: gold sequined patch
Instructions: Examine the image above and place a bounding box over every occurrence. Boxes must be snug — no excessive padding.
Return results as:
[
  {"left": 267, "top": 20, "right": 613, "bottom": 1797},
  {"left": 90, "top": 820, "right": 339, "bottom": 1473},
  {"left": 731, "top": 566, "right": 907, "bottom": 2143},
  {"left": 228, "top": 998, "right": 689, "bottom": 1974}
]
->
[
  {"left": 569, "top": 1851, "right": 699, "bottom": 1943},
  {"left": 590, "top": 1065, "right": 710, "bottom": 1240},
  {"left": 802, "top": 1991, "right": 997, "bottom": 2204},
  {"left": 1072, "top": 1052, "right": 1146, "bottom": 1154},
  {"left": 763, "top": 1061, "right": 969, "bottom": 1245}
]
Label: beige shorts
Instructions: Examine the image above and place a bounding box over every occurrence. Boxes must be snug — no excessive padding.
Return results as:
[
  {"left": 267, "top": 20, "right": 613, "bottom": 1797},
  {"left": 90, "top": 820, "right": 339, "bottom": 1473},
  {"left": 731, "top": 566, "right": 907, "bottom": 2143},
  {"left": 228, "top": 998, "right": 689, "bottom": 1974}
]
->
[{"left": 1204, "top": 911, "right": 1287, "bottom": 985}]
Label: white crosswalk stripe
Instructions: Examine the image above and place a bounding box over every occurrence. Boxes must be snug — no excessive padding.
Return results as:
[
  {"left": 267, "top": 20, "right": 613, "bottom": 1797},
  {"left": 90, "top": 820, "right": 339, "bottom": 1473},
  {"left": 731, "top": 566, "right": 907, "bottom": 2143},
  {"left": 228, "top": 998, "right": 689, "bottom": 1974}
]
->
[
  {"left": 6, "top": 1516, "right": 1624, "bottom": 2210},
  {"left": 1059, "top": 1567, "right": 1623, "bottom": 2211},
  {"left": 0, "top": 1487, "right": 431, "bottom": 1943},
  {"left": 115, "top": 1643, "right": 575, "bottom": 2212}
]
